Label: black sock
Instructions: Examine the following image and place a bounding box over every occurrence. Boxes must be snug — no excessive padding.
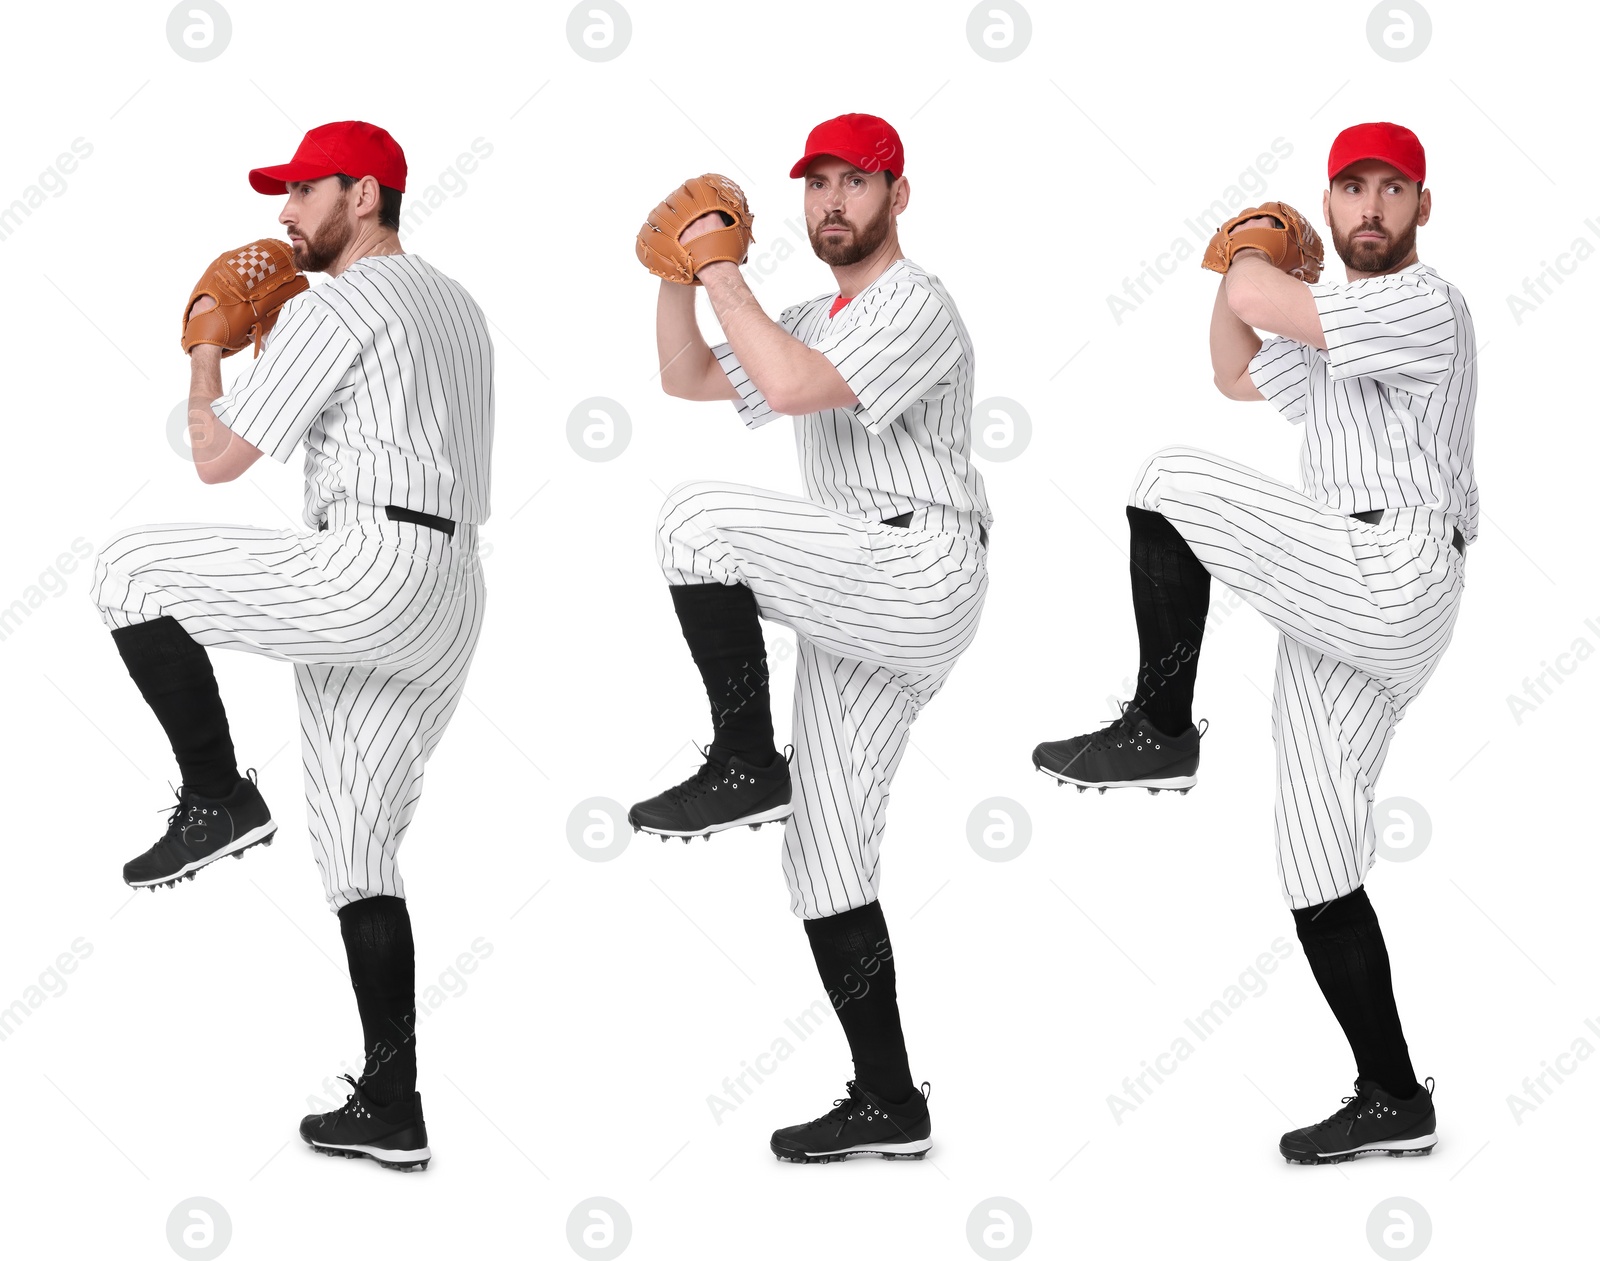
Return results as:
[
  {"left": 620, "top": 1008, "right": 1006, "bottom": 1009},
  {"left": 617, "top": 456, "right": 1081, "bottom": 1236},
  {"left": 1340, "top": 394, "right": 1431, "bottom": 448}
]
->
[
  {"left": 1292, "top": 887, "right": 1420, "bottom": 1098},
  {"left": 338, "top": 895, "right": 417, "bottom": 1106},
  {"left": 110, "top": 615, "right": 238, "bottom": 797},
  {"left": 804, "top": 901, "right": 915, "bottom": 1104},
  {"left": 668, "top": 582, "right": 776, "bottom": 766},
  {"left": 1127, "top": 506, "right": 1211, "bottom": 737}
]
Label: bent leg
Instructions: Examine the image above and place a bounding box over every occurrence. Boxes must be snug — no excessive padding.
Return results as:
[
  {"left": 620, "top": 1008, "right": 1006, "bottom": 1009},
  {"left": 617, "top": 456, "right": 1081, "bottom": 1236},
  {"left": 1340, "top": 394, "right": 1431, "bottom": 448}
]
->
[
  {"left": 1127, "top": 506, "right": 1212, "bottom": 736},
  {"left": 91, "top": 520, "right": 471, "bottom": 669},
  {"left": 656, "top": 480, "right": 987, "bottom": 673},
  {"left": 109, "top": 614, "right": 239, "bottom": 796},
  {"left": 1129, "top": 446, "right": 1461, "bottom": 681}
]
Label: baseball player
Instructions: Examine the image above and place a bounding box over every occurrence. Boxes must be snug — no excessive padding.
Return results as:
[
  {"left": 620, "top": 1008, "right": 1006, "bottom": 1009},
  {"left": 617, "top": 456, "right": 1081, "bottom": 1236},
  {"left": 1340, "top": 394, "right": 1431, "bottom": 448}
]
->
[
  {"left": 630, "top": 115, "right": 992, "bottom": 1162},
  {"left": 1032, "top": 122, "right": 1474, "bottom": 1163},
  {"left": 89, "top": 121, "right": 492, "bottom": 1171}
]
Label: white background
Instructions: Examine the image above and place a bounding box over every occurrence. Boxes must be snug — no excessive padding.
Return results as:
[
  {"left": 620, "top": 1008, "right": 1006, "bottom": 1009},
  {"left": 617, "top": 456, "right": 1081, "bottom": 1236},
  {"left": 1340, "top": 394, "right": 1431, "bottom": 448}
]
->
[{"left": 0, "top": 1, "right": 1593, "bottom": 1259}]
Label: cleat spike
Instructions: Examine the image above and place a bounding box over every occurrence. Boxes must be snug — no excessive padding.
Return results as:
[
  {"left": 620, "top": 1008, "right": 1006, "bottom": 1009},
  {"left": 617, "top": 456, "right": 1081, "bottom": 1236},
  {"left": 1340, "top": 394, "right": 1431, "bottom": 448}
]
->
[{"left": 1097, "top": 786, "right": 1107, "bottom": 795}]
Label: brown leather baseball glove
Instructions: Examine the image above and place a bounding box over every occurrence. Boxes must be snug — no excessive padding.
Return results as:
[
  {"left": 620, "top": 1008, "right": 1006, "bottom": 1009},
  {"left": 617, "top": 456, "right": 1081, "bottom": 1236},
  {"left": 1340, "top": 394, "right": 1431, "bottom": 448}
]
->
[
  {"left": 636, "top": 174, "right": 755, "bottom": 285},
  {"left": 1201, "top": 202, "right": 1324, "bottom": 283},
  {"left": 181, "top": 239, "right": 309, "bottom": 357}
]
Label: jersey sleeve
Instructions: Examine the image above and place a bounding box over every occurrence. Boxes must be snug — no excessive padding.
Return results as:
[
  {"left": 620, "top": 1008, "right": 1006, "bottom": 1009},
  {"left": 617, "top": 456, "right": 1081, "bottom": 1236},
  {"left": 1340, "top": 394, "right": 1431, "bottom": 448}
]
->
[
  {"left": 709, "top": 302, "right": 807, "bottom": 430},
  {"left": 210, "top": 297, "right": 362, "bottom": 463},
  {"left": 1247, "top": 335, "right": 1313, "bottom": 425},
  {"left": 809, "top": 281, "right": 963, "bottom": 435},
  {"left": 1306, "top": 274, "right": 1458, "bottom": 395}
]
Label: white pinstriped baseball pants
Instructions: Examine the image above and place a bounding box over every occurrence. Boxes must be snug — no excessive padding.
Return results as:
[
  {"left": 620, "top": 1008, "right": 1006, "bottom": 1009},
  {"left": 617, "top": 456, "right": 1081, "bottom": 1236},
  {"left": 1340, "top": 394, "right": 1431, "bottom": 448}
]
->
[
  {"left": 89, "top": 499, "right": 486, "bottom": 911},
  {"left": 657, "top": 480, "right": 989, "bottom": 919},
  {"left": 1131, "top": 446, "right": 1465, "bottom": 909}
]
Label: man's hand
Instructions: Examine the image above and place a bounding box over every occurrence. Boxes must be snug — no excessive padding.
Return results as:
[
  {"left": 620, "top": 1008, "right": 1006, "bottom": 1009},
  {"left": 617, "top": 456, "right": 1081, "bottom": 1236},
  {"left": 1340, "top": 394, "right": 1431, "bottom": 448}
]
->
[
  {"left": 184, "top": 293, "right": 219, "bottom": 341},
  {"left": 636, "top": 175, "right": 754, "bottom": 285},
  {"left": 679, "top": 211, "right": 733, "bottom": 246},
  {"left": 181, "top": 239, "right": 307, "bottom": 357},
  {"left": 1201, "top": 202, "right": 1323, "bottom": 283},
  {"left": 1227, "top": 215, "right": 1278, "bottom": 262}
]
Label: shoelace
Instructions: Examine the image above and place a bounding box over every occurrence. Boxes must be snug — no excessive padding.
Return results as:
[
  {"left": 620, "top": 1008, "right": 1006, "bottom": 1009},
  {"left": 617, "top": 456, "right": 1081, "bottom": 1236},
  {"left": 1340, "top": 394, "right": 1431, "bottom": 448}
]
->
[
  {"left": 153, "top": 787, "right": 203, "bottom": 847},
  {"left": 818, "top": 1083, "right": 866, "bottom": 1137},
  {"left": 336, "top": 1074, "right": 377, "bottom": 1116},
  {"left": 160, "top": 791, "right": 187, "bottom": 831},
  {"left": 659, "top": 758, "right": 725, "bottom": 805},
  {"left": 1310, "top": 1091, "right": 1372, "bottom": 1136},
  {"left": 1082, "top": 704, "right": 1140, "bottom": 753}
]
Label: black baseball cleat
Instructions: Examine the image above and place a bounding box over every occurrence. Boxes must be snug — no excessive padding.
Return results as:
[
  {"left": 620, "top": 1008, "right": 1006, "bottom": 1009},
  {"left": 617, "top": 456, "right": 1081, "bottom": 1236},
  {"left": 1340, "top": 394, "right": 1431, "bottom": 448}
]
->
[
  {"left": 1280, "top": 1077, "right": 1438, "bottom": 1165},
  {"left": 771, "top": 1080, "right": 933, "bottom": 1164},
  {"left": 300, "top": 1075, "right": 432, "bottom": 1172},
  {"left": 1032, "top": 703, "right": 1205, "bottom": 794},
  {"left": 629, "top": 746, "right": 794, "bottom": 841},
  {"left": 123, "top": 769, "right": 276, "bottom": 889}
]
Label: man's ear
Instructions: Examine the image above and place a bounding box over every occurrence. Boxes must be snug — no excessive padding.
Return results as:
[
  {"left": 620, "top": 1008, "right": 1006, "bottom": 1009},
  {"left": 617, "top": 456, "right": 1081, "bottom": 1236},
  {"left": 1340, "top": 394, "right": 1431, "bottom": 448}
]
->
[
  {"left": 1415, "top": 186, "right": 1431, "bottom": 228},
  {"left": 354, "top": 174, "right": 383, "bottom": 220},
  {"left": 892, "top": 176, "right": 910, "bottom": 215},
  {"left": 1321, "top": 187, "right": 1331, "bottom": 228}
]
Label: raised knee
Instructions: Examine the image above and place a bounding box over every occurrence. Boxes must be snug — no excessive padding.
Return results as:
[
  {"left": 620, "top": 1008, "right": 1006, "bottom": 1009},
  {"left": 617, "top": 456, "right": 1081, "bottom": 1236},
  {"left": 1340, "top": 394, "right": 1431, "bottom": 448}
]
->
[
  {"left": 94, "top": 525, "right": 147, "bottom": 569},
  {"left": 1128, "top": 445, "right": 1202, "bottom": 509},
  {"left": 657, "top": 479, "right": 723, "bottom": 544}
]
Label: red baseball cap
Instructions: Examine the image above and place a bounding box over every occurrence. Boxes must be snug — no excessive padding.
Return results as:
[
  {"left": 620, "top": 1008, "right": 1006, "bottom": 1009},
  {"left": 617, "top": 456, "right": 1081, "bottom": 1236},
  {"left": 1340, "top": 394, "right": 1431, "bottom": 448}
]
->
[
  {"left": 249, "top": 120, "right": 408, "bottom": 195},
  {"left": 789, "top": 114, "right": 904, "bottom": 179},
  {"left": 1327, "top": 121, "right": 1425, "bottom": 186}
]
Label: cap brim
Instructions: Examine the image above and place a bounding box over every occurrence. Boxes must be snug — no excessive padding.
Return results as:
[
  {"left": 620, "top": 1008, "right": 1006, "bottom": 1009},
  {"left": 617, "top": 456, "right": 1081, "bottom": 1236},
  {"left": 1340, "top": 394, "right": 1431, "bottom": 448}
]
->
[
  {"left": 248, "top": 161, "right": 341, "bottom": 195},
  {"left": 789, "top": 150, "right": 825, "bottom": 178},
  {"left": 1330, "top": 152, "right": 1424, "bottom": 183},
  {"left": 789, "top": 149, "right": 902, "bottom": 179}
]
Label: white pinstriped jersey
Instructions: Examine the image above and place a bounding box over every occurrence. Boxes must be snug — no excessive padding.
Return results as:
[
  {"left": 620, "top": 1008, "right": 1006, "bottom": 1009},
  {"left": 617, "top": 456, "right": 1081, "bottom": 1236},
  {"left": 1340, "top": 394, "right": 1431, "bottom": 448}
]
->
[
  {"left": 1247, "top": 262, "right": 1478, "bottom": 544},
  {"left": 711, "top": 258, "right": 992, "bottom": 533},
  {"left": 213, "top": 253, "right": 494, "bottom": 530}
]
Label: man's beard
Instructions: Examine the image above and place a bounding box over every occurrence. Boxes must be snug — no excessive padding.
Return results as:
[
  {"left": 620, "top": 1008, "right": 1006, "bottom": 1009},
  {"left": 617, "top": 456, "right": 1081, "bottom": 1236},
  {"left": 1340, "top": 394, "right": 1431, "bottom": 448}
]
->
[
  {"left": 291, "top": 196, "right": 353, "bottom": 273},
  {"left": 809, "top": 197, "right": 893, "bottom": 266},
  {"left": 1331, "top": 215, "right": 1418, "bottom": 273}
]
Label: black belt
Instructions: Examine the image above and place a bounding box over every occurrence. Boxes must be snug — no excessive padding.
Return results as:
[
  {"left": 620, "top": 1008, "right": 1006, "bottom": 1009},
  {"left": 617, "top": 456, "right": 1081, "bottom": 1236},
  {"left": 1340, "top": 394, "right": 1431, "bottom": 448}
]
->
[
  {"left": 1351, "top": 508, "right": 1463, "bottom": 556},
  {"left": 882, "top": 511, "right": 988, "bottom": 550},
  {"left": 319, "top": 505, "right": 456, "bottom": 537}
]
